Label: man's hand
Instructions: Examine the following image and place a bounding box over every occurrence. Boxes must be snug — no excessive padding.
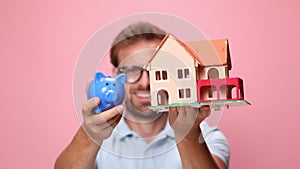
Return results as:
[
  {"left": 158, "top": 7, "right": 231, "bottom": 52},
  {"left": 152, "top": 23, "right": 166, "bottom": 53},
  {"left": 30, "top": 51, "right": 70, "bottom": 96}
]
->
[
  {"left": 168, "top": 106, "right": 226, "bottom": 169},
  {"left": 168, "top": 105, "right": 211, "bottom": 142},
  {"left": 81, "top": 97, "right": 124, "bottom": 146}
]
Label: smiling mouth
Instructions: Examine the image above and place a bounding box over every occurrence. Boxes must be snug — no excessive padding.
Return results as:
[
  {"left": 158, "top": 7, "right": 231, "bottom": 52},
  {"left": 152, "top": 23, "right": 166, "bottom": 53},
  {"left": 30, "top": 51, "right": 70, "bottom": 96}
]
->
[{"left": 136, "top": 93, "right": 151, "bottom": 98}]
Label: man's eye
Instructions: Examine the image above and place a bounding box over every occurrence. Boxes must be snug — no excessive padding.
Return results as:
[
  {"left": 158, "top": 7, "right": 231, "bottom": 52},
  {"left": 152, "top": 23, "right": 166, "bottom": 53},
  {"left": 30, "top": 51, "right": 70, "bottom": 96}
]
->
[
  {"left": 128, "top": 68, "right": 139, "bottom": 73},
  {"left": 127, "top": 71, "right": 138, "bottom": 75}
]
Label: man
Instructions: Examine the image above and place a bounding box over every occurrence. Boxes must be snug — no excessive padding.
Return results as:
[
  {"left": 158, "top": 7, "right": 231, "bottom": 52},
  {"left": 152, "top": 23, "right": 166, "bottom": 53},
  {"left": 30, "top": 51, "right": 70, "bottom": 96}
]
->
[{"left": 55, "top": 22, "right": 229, "bottom": 169}]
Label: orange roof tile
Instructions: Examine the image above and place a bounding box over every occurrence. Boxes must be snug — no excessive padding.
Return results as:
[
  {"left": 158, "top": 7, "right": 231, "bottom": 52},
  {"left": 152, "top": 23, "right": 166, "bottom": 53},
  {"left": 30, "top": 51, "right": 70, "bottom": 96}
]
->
[
  {"left": 186, "top": 39, "right": 231, "bottom": 69},
  {"left": 144, "top": 34, "right": 231, "bottom": 70}
]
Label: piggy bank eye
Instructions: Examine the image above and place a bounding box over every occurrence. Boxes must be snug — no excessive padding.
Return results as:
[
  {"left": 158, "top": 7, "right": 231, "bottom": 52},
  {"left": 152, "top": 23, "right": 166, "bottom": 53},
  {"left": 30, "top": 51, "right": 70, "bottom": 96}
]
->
[
  {"left": 106, "top": 83, "right": 109, "bottom": 86},
  {"left": 113, "top": 84, "right": 116, "bottom": 86}
]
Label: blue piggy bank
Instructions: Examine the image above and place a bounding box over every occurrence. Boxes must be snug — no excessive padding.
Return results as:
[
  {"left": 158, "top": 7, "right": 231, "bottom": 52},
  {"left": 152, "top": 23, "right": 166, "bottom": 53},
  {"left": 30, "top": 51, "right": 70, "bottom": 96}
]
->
[{"left": 87, "top": 72, "right": 126, "bottom": 113}]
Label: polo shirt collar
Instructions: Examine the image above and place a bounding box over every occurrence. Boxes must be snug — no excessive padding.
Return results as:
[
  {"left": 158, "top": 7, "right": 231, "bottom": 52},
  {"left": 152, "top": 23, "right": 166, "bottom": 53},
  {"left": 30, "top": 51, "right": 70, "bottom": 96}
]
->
[{"left": 114, "top": 116, "right": 175, "bottom": 141}]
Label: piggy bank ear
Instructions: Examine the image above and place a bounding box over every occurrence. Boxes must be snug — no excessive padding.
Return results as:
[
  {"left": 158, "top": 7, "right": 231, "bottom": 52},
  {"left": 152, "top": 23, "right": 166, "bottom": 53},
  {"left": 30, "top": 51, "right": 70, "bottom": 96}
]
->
[
  {"left": 116, "top": 73, "right": 127, "bottom": 84},
  {"left": 95, "top": 72, "right": 105, "bottom": 82}
]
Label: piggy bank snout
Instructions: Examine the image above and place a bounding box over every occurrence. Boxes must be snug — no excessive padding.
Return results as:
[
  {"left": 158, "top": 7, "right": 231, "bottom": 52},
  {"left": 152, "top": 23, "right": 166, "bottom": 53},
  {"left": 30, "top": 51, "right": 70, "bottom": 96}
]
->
[{"left": 104, "top": 90, "right": 118, "bottom": 102}]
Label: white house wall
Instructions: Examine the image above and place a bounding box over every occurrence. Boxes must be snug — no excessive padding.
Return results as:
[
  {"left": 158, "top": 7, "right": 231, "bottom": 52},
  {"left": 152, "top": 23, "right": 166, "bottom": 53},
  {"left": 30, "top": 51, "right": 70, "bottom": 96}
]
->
[{"left": 149, "top": 43, "right": 198, "bottom": 106}]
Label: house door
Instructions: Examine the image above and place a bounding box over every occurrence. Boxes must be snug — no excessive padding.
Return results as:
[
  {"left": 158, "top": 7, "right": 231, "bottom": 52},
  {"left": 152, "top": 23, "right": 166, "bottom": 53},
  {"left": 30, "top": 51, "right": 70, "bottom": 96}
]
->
[{"left": 157, "top": 89, "right": 169, "bottom": 105}]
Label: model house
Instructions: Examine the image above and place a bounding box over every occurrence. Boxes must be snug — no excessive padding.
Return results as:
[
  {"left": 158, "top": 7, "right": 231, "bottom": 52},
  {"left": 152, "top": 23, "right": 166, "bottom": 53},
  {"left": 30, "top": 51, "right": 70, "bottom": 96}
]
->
[{"left": 144, "top": 34, "right": 250, "bottom": 110}]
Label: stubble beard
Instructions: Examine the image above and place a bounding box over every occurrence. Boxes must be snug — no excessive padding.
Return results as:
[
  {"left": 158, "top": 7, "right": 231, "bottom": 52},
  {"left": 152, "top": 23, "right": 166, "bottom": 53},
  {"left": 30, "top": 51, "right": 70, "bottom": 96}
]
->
[{"left": 124, "top": 98, "right": 163, "bottom": 124}]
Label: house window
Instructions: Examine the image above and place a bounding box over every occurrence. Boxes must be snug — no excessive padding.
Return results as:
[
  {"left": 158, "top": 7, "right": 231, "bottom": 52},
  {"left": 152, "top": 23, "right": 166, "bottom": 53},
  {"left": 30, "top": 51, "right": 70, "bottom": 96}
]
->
[
  {"left": 186, "top": 88, "right": 191, "bottom": 98},
  {"left": 178, "top": 88, "right": 192, "bottom": 99},
  {"left": 178, "top": 69, "right": 183, "bottom": 79},
  {"left": 184, "top": 69, "right": 190, "bottom": 78},
  {"left": 155, "top": 71, "right": 161, "bottom": 80},
  {"left": 155, "top": 70, "right": 168, "bottom": 81},
  {"left": 162, "top": 71, "right": 167, "bottom": 80},
  {"left": 178, "top": 89, "right": 184, "bottom": 98},
  {"left": 177, "top": 68, "right": 190, "bottom": 79}
]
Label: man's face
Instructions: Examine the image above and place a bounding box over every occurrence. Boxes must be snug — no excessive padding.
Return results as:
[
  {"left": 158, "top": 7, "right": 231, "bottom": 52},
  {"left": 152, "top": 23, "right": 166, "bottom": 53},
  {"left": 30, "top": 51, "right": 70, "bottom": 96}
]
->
[{"left": 117, "top": 39, "right": 161, "bottom": 115}]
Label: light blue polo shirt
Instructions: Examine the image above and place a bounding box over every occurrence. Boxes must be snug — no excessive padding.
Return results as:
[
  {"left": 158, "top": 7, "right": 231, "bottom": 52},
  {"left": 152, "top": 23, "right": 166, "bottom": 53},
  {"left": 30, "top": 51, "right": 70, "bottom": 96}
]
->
[{"left": 95, "top": 116, "right": 229, "bottom": 169}]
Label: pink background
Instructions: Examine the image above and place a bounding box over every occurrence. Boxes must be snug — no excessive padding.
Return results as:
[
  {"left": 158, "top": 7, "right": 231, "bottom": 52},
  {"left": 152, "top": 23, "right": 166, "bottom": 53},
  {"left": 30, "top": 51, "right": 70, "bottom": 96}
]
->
[{"left": 1, "top": 0, "right": 299, "bottom": 168}]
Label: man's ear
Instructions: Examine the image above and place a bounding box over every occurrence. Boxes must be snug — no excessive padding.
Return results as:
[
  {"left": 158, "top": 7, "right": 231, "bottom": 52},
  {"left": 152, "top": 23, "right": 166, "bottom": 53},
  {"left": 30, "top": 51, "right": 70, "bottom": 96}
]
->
[{"left": 112, "top": 67, "right": 118, "bottom": 76}]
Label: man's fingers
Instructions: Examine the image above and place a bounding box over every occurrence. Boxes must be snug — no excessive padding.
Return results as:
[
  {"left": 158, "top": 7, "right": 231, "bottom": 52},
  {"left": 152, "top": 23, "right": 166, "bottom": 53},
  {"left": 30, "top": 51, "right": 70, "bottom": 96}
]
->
[
  {"left": 82, "top": 97, "right": 100, "bottom": 113},
  {"left": 105, "top": 113, "right": 122, "bottom": 127},
  {"left": 199, "top": 105, "right": 211, "bottom": 118},
  {"left": 109, "top": 117, "right": 122, "bottom": 129},
  {"left": 168, "top": 107, "right": 179, "bottom": 124},
  {"left": 200, "top": 105, "right": 211, "bottom": 113},
  {"left": 93, "top": 104, "right": 125, "bottom": 124},
  {"left": 102, "top": 104, "right": 125, "bottom": 120}
]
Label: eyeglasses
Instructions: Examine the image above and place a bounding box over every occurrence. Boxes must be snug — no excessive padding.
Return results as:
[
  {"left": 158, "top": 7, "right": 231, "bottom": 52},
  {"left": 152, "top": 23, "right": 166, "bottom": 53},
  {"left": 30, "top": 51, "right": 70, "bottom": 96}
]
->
[{"left": 117, "top": 66, "right": 148, "bottom": 84}]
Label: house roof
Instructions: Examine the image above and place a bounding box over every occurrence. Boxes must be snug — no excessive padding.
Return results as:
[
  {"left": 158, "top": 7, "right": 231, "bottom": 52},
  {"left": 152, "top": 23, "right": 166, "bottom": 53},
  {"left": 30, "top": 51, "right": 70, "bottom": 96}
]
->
[
  {"left": 144, "top": 34, "right": 231, "bottom": 70},
  {"left": 144, "top": 34, "right": 202, "bottom": 68},
  {"left": 186, "top": 38, "right": 231, "bottom": 69}
]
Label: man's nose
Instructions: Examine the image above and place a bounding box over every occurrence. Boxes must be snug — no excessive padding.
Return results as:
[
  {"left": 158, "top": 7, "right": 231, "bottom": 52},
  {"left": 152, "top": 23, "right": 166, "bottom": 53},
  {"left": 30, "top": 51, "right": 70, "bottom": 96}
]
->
[{"left": 138, "top": 70, "right": 150, "bottom": 87}]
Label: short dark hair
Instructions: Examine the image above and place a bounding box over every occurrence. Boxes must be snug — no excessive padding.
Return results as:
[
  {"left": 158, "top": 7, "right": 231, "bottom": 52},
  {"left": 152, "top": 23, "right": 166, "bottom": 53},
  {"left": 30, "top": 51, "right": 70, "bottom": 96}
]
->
[{"left": 110, "top": 22, "right": 166, "bottom": 67}]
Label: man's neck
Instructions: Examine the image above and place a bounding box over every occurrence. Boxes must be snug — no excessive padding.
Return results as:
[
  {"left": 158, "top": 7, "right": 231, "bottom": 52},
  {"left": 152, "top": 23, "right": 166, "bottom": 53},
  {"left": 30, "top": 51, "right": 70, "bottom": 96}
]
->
[{"left": 125, "top": 112, "right": 168, "bottom": 144}]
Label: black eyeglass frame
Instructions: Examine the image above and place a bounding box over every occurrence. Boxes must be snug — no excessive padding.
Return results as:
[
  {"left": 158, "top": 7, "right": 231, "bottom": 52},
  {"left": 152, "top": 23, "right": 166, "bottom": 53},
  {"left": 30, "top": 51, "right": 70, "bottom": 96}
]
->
[{"left": 117, "top": 66, "right": 148, "bottom": 84}]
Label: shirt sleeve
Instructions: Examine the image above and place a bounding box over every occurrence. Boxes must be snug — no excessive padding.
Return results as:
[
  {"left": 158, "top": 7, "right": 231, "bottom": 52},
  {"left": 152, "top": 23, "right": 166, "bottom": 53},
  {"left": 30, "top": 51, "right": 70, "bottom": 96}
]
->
[{"left": 200, "top": 122, "right": 230, "bottom": 168}]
